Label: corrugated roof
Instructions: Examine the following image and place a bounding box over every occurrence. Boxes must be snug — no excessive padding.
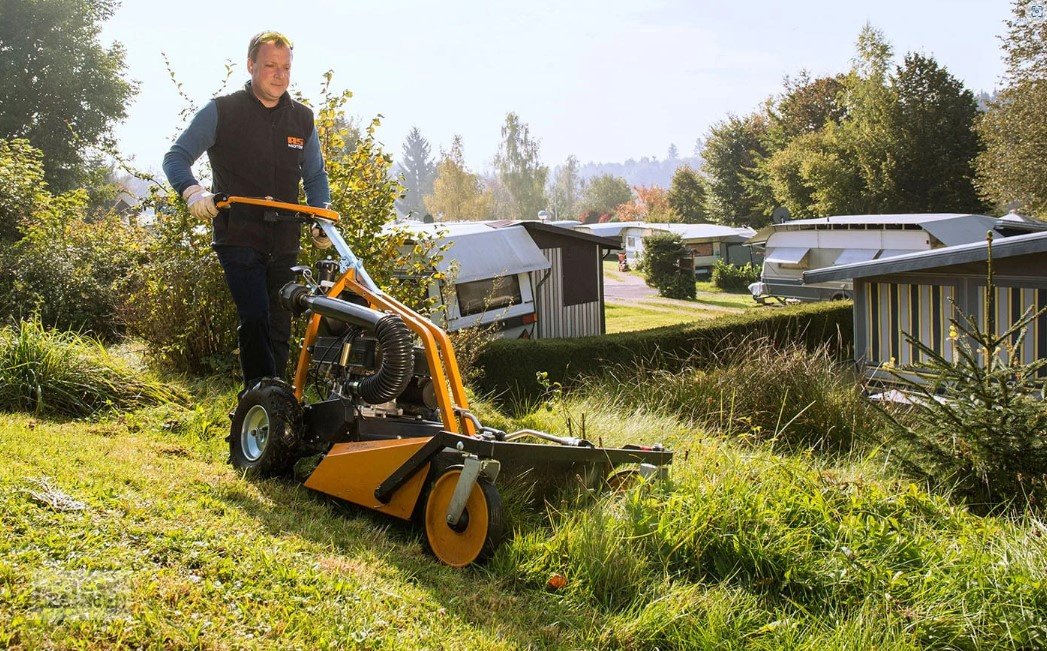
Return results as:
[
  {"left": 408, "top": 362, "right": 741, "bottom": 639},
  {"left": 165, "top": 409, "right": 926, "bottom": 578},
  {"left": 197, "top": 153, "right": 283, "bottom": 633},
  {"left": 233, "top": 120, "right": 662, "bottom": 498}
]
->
[{"left": 803, "top": 231, "right": 1047, "bottom": 282}]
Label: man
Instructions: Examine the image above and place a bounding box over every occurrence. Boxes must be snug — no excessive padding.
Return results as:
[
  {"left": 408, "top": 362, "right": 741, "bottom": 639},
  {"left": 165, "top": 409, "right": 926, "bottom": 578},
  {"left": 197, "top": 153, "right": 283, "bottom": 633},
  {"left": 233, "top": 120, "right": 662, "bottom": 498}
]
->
[{"left": 163, "top": 31, "right": 330, "bottom": 390}]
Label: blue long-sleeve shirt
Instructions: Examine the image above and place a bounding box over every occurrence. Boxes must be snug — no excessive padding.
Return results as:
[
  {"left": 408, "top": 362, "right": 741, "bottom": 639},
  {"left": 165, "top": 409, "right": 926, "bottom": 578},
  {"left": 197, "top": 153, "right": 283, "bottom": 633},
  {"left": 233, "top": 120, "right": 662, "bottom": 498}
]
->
[{"left": 162, "top": 100, "right": 331, "bottom": 207}]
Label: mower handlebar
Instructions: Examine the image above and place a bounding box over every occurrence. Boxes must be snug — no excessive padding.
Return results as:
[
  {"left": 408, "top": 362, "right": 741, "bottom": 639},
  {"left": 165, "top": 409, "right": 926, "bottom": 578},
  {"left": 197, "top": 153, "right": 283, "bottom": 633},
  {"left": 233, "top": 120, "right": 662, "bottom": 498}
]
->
[{"left": 212, "top": 194, "right": 340, "bottom": 223}]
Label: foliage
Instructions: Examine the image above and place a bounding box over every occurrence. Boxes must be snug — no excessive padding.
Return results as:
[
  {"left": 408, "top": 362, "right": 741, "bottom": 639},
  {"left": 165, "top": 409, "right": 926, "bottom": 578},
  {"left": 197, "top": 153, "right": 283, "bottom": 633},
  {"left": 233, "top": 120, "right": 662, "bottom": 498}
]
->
[
  {"left": 887, "top": 53, "right": 985, "bottom": 213},
  {"left": 710, "top": 259, "right": 760, "bottom": 292},
  {"left": 700, "top": 112, "right": 770, "bottom": 226},
  {"left": 764, "top": 72, "right": 849, "bottom": 149},
  {"left": 0, "top": 0, "right": 137, "bottom": 191},
  {"left": 424, "top": 135, "right": 492, "bottom": 221},
  {"left": 547, "top": 154, "right": 581, "bottom": 219},
  {"left": 667, "top": 166, "right": 707, "bottom": 223},
  {"left": 976, "top": 1, "right": 1047, "bottom": 217},
  {"left": 493, "top": 112, "right": 548, "bottom": 220},
  {"left": 640, "top": 233, "right": 696, "bottom": 300},
  {"left": 579, "top": 174, "right": 633, "bottom": 218},
  {"left": 475, "top": 301, "right": 853, "bottom": 404},
  {"left": 879, "top": 247, "right": 1047, "bottom": 512},
  {"left": 0, "top": 138, "right": 48, "bottom": 242},
  {"left": 394, "top": 126, "right": 437, "bottom": 219},
  {"left": 0, "top": 188, "right": 145, "bottom": 340},
  {"left": 0, "top": 318, "right": 184, "bottom": 417}
]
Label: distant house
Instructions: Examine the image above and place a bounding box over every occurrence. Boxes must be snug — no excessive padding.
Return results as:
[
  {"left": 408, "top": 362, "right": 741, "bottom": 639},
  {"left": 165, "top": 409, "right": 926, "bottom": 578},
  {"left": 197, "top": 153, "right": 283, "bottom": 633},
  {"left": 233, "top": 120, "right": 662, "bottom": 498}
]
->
[
  {"left": 747, "top": 213, "right": 1047, "bottom": 303},
  {"left": 803, "top": 231, "right": 1047, "bottom": 383},
  {"left": 510, "top": 221, "right": 620, "bottom": 339},
  {"left": 619, "top": 223, "right": 757, "bottom": 276}
]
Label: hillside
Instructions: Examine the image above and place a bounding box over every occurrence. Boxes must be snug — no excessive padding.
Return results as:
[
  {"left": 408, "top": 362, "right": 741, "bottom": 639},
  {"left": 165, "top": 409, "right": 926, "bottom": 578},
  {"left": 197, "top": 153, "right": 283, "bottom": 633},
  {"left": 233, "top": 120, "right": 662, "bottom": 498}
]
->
[{"left": 3, "top": 376, "right": 1045, "bottom": 649}]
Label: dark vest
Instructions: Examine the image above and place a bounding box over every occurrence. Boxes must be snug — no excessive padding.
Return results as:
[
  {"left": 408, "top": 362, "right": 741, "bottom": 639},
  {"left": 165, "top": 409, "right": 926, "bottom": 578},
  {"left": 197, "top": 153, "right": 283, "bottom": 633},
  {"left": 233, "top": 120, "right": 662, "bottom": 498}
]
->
[{"left": 208, "top": 83, "right": 315, "bottom": 254}]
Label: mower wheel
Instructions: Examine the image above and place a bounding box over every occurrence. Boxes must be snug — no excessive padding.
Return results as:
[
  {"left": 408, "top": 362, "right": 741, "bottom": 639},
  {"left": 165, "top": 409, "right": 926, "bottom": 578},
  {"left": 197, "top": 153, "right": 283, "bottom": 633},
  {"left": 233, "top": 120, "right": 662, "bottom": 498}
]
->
[
  {"left": 228, "top": 378, "right": 301, "bottom": 478},
  {"left": 422, "top": 468, "right": 504, "bottom": 567}
]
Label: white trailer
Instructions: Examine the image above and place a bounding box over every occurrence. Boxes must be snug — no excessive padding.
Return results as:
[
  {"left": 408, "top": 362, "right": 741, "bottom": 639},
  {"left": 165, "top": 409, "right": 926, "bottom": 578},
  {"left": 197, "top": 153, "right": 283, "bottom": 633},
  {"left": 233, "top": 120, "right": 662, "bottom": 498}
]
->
[{"left": 747, "top": 214, "right": 1047, "bottom": 303}]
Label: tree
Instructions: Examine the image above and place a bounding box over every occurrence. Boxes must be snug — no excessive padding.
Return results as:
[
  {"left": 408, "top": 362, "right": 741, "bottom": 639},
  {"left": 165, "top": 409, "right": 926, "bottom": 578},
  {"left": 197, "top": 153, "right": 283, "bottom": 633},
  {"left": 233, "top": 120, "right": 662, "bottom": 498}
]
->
[
  {"left": 0, "top": 139, "right": 47, "bottom": 242},
  {"left": 976, "top": 0, "right": 1047, "bottom": 217},
  {"left": 889, "top": 53, "right": 984, "bottom": 213},
  {"left": 579, "top": 174, "right": 633, "bottom": 219},
  {"left": 0, "top": 0, "right": 137, "bottom": 190},
  {"left": 765, "top": 72, "right": 849, "bottom": 149},
  {"left": 493, "top": 112, "right": 548, "bottom": 220},
  {"left": 424, "top": 136, "right": 492, "bottom": 221},
  {"left": 701, "top": 113, "right": 770, "bottom": 226},
  {"left": 667, "top": 143, "right": 679, "bottom": 160},
  {"left": 394, "top": 126, "right": 437, "bottom": 218},
  {"left": 548, "top": 155, "right": 581, "bottom": 219},
  {"left": 667, "top": 166, "right": 707, "bottom": 223},
  {"left": 640, "top": 232, "right": 695, "bottom": 300}
]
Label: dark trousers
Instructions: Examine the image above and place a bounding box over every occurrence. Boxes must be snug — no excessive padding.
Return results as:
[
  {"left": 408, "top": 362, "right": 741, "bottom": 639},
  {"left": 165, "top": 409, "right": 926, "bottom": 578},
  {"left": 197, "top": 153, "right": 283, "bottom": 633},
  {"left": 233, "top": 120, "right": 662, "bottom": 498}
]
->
[{"left": 214, "top": 245, "right": 298, "bottom": 389}]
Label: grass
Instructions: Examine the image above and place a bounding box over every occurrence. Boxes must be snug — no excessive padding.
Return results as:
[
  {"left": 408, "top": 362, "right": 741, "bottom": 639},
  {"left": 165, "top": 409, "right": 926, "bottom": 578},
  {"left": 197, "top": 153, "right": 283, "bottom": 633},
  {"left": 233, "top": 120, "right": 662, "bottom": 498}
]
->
[
  {"left": 604, "top": 301, "right": 709, "bottom": 333},
  {"left": 4, "top": 337, "right": 1046, "bottom": 649}
]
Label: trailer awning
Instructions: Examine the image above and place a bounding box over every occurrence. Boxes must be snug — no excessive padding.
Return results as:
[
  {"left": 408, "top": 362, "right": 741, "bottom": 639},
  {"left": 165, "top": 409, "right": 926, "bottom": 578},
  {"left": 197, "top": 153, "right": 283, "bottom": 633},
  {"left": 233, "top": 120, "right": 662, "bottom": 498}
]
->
[
  {"left": 765, "top": 247, "right": 810, "bottom": 265},
  {"left": 834, "top": 249, "right": 880, "bottom": 265}
]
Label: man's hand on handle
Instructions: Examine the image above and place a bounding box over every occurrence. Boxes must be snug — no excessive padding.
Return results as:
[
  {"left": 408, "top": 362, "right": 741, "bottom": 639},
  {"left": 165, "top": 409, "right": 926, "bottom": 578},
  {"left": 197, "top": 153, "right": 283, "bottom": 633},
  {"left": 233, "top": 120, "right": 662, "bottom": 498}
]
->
[{"left": 182, "top": 184, "right": 218, "bottom": 220}]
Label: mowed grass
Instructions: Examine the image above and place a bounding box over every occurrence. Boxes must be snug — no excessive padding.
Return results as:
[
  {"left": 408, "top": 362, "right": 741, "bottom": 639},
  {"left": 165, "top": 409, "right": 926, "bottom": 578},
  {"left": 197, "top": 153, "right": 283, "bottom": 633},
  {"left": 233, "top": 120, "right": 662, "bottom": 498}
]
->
[{"left": 4, "top": 362, "right": 1046, "bottom": 649}]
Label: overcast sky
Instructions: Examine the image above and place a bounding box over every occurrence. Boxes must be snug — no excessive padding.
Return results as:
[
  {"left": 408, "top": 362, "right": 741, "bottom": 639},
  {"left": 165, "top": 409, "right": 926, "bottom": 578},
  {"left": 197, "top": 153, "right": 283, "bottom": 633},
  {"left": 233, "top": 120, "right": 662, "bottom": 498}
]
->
[{"left": 101, "top": 0, "right": 1013, "bottom": 177}]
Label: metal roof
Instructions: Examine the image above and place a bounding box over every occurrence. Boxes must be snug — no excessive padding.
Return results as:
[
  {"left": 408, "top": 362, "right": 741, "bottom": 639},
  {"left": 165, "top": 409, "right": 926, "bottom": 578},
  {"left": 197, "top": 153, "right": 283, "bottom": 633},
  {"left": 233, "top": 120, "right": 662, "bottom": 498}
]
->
[
  {"left": 748, "top": 213, "right": 1047, "bottom": 245},
  {"left": 622, "top": 223, "right": 756, "bottom": 242},
  {"left": 397, "top": 222, "right": 551, "bottom": 283},
  {"left": 803, "top": 231, "right": 1047, "bottom": 283},
  {"left": 512, "top": 220, "right": 621, "bottom": 247}
]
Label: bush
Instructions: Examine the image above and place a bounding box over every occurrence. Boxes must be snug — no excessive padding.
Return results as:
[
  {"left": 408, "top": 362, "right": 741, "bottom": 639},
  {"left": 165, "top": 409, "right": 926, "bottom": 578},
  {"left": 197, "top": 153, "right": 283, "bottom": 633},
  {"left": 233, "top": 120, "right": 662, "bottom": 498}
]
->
[
  {"left": 593, "top": 338, "right": 879, "bottom": 451},
  {"left": 640, "top": 232, "right": 695, "bottom": 300},
  {"left": 0, "top": 189, "right": 146, "bottom": 340},
  {"left": 710, "top": 259, "right": 760, "bottom": 292},
  {"left": 0, "top": 318, "right": 185, "bottom": 417},
  {"left": 124, "top": 194, "right": 240, "bottom": 375},
  {"left": 475, "top": 302, "right": 853, "bottom": 405}
]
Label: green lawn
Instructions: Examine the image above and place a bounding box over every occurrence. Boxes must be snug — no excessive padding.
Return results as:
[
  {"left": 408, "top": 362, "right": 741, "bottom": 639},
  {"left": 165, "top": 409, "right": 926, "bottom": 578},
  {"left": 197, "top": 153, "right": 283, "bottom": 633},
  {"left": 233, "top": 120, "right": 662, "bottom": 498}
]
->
[{"left": 605, "top": 301, "right": 711, "bottom": 332}]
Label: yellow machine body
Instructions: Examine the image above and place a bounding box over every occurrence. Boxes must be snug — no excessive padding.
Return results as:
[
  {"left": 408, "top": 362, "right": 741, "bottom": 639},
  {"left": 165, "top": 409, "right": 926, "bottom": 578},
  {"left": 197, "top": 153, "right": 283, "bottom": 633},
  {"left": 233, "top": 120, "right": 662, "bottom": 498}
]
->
[{"left": 303, "top": 438, "right": 432, "bottom": 520}]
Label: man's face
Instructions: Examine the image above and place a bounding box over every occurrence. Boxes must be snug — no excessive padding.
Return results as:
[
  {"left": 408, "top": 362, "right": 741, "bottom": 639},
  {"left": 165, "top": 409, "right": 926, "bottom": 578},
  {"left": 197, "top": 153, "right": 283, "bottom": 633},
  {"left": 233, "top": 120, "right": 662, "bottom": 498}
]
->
[{"left": 248, "top": 42, "right": 292, "bottom": 107}]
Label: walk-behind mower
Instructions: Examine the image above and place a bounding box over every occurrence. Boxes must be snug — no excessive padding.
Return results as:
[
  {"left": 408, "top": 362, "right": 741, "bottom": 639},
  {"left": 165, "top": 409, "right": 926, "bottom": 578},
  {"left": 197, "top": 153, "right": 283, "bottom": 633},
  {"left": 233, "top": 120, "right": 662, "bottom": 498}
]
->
[{"left": 217, "top": 196, "right": 672, "bottom": 567}]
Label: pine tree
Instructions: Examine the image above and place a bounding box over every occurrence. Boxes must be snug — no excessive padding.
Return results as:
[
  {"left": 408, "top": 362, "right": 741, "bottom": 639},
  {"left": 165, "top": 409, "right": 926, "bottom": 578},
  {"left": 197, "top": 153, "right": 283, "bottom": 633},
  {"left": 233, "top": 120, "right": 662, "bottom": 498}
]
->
[{"left": 394, "top": 126, "right": 437, "bottom": 218}]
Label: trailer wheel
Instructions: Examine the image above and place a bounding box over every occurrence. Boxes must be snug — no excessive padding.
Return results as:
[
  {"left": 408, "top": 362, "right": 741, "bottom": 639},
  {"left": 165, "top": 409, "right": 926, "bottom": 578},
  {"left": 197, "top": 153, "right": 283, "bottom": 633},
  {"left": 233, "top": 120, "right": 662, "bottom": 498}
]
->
[
  {"left": 422, "top": 468, "right": 504, "bottom": 567},
  {"left": 228, "top": 378, "right": 301, "bottom": 478}
]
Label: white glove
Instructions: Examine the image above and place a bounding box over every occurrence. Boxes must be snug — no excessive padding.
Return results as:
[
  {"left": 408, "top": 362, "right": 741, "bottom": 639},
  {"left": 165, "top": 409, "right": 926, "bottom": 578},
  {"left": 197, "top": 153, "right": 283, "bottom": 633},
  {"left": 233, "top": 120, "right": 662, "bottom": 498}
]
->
[
  {"left": 182, "top": 184, "right": 218, "bottom": 220},
  {"left": 311, "top": 224, "right": 333, "bottom": 249}
]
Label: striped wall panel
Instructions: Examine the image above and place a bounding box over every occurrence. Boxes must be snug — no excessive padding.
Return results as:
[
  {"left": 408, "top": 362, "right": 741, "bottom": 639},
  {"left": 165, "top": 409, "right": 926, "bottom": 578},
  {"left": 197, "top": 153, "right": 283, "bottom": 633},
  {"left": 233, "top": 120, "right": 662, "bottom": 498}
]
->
[
  {"left": 990, "top": 286, "right": 1047, "bottom": 370},
  {"left": 536, "top": 248, "right": 603, "bottom": 339},
  {"left": 866, "top": 282, "right": 956, "bottom": 366}
]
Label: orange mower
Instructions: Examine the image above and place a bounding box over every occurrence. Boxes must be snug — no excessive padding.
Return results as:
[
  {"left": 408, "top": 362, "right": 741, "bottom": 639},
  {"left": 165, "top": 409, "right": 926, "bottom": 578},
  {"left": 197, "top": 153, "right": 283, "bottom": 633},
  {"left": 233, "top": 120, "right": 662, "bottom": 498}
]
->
[{"left": 218, "top": 196, "right": 673, "bottom": 567}]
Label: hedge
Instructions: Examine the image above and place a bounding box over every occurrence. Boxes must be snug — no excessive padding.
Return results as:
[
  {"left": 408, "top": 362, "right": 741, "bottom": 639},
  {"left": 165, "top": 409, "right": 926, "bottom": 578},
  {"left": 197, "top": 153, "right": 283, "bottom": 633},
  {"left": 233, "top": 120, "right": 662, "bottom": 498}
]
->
[{"left": 474, "top": 302, "right": 853, "bottom": 404}]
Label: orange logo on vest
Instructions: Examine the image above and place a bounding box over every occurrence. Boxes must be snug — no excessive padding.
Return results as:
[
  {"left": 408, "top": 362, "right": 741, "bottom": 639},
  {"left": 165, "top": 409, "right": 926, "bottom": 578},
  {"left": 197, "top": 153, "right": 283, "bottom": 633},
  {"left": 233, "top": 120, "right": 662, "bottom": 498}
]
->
[{"left": 287, "top": 136, "right": 304, "bottom": 150}]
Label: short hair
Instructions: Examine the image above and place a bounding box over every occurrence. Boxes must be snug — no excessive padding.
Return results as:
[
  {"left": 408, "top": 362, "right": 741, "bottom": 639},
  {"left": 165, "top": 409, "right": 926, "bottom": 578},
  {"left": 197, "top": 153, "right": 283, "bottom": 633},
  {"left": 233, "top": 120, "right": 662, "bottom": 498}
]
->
[{"left": 248, "top": 31, "right": 294, "bottom": 62}]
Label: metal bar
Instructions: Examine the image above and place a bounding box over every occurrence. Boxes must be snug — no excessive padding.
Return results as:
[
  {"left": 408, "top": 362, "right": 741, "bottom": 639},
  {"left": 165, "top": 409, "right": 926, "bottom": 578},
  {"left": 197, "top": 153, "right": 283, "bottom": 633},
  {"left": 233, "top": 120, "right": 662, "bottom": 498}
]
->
[{"left": 373, "top": 434, "right": 449, "bottom": 503}]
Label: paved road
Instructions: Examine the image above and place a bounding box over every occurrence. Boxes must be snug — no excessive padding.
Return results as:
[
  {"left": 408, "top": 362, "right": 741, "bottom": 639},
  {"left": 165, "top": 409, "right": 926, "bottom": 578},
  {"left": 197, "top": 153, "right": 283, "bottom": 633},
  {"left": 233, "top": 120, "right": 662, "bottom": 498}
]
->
[{"left": 604, "top": 268, "right": 657, "bottom": 302}]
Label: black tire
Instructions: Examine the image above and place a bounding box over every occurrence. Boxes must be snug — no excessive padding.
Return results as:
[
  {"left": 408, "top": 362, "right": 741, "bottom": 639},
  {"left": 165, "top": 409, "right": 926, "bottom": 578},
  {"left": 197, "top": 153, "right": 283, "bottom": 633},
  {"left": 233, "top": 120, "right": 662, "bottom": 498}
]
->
[
  {"left": 421, "top": 467, "right": 505, "bottom": 567},
  {"left": 228, "top": 378, "right": 302, "bottom": 478}
]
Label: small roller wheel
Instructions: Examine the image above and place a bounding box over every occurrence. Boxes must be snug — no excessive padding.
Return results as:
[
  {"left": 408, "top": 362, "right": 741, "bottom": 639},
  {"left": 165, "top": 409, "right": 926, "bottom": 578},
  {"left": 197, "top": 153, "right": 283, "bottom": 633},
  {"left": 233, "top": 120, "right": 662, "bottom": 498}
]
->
[
  {"left": 228, "top": 378, "right": 301, "bottom": 478},
  {"left": 423, "top": 468, "right": 504, "bottom": 567},
  {"left": 606, "top": 468, "right": 643, "bottom": 492}
]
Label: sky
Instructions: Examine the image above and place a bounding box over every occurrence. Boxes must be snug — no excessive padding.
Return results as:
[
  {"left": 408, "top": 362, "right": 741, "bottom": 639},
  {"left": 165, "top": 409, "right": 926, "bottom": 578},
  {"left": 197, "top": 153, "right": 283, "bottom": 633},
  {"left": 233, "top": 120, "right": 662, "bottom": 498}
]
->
[{"left": 101, "top": 0, "right": 1014, "bottom": 177}]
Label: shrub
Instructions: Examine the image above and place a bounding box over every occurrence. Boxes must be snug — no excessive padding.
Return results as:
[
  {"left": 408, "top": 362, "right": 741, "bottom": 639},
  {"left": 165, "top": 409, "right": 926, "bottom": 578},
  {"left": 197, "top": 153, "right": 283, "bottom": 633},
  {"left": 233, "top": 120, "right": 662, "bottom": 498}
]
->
[
  {"left": 0, "top": 189, "right": 146, "bottom": 340},
  {"left": 710, "top": 259, "right": 760, "bottom": 292},
  {"left": 0, "top": 318, "right": 185, "bottom": 417},
  {"left": 124, "top": 193, "right": 240, "bottom": 375},
  {"left": 640, "top": 232, "right": 696, "bottom": 300},
  {"left": 475, "top": 302, "right": 853, "bottom": 405}
]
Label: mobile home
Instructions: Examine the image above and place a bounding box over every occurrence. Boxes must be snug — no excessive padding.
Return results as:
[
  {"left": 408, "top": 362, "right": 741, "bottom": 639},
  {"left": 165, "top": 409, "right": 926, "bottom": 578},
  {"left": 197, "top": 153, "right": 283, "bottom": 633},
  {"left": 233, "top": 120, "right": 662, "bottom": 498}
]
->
[
  {"left": 747, "top": 213, "right": 1047, "bottom": 303},
  {"left": 620, "top": 223, "right": 757, "bottom": 276}
]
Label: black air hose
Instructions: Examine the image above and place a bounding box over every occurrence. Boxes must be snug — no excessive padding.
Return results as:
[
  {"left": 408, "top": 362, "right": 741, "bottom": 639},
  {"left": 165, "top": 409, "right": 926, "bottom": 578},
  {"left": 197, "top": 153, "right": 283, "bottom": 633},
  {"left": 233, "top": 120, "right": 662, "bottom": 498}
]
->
[{"left": 280, "top": 283, "right": 415, "bottom": 404}]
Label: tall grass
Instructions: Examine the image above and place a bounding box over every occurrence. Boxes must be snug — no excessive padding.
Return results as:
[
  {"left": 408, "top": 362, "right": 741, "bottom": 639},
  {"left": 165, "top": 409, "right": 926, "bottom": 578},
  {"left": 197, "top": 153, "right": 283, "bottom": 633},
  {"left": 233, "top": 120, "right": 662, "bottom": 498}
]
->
[
  {"left": 0, "top": 319, "right": 185, "bottom": 417},
  {"left": 495, "top": 441, "right": 1047, "bottom": 649},
  {"left": 590, "top": 337, "right": 881, "bottom": 452}
]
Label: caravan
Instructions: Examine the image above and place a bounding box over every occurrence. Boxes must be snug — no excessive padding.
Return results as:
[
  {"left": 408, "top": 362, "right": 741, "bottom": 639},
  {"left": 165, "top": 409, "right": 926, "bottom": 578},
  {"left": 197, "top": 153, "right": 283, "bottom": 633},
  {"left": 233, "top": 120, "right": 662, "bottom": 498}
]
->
[{"left": 747, "top": 213, "right": 1047, "bottom": 303}]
